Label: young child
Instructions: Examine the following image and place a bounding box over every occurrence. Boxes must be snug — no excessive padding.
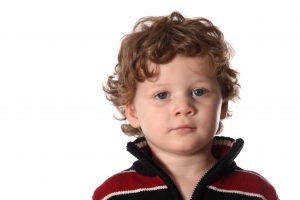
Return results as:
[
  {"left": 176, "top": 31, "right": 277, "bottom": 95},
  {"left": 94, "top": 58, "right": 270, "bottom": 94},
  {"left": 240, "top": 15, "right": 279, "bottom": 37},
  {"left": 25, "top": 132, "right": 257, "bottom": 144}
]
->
[{"left": 93, "top": 11, "right": 278, "bottom": 200}]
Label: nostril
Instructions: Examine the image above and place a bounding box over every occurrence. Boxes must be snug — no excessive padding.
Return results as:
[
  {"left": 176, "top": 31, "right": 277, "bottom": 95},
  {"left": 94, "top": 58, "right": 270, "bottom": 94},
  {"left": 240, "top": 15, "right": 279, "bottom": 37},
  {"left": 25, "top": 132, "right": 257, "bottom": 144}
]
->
[
  {"left": 175, "top": 111, "right": 181, "bottom": 116},
  {"left": 185, "top": 110, "right": 194, "bottom": 116}
]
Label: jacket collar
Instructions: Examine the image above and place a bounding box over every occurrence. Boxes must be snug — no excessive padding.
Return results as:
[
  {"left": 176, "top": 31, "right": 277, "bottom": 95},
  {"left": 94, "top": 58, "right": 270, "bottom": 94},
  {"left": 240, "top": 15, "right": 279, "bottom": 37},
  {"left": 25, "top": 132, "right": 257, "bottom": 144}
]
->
[
  {"left": 127, "top": 136, "right": 244, "bottom": 176},
  {"left": 128, "top": 136, "right": 243, "bottom": 160},
  {"left": 127, "top": 136, "right": 244, "bottom": 199}
]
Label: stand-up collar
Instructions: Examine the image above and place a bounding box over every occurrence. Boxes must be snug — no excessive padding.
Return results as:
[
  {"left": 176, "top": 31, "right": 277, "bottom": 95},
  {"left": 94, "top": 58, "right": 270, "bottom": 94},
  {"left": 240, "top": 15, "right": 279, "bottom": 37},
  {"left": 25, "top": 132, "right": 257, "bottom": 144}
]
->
[{"left": 128, "top": 136, "right": 243, "bottom": 161}]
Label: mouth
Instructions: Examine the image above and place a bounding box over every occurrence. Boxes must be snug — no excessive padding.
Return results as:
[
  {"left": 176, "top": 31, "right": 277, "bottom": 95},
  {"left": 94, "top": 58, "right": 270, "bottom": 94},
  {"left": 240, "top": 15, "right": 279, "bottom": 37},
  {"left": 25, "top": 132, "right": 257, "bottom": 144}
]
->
[{"left": 171, "top": 125, "right": 196, "bottom": 133}]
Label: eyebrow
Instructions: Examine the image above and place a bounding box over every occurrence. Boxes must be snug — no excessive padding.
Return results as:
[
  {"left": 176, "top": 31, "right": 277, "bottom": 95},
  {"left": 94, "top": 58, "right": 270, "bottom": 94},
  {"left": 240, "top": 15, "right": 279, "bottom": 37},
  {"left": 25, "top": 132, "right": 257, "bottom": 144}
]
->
[
  {"left": 152, "top": 79, "right": 210, "bottom": 86},
  {"left": 150, "top": 83, "right": 170, "bottom": 86}
]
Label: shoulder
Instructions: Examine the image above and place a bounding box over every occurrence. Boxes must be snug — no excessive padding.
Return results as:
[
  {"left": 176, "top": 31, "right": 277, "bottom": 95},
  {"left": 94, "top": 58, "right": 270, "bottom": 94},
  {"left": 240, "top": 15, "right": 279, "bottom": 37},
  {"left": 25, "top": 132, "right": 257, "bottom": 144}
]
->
[
  {"left": 209, "top": 168, "right": 279, "bottom": 200},
  {"left": 92, "top": 169, "right": 166, "bottom": 200}
]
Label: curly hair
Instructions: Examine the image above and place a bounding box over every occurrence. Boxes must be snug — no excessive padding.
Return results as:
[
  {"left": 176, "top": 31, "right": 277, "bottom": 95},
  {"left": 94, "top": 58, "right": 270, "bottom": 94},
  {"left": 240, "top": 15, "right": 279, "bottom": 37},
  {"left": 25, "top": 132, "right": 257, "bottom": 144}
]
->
[{"left": 103, "top": 11, "right": 240, "bottom": 136}]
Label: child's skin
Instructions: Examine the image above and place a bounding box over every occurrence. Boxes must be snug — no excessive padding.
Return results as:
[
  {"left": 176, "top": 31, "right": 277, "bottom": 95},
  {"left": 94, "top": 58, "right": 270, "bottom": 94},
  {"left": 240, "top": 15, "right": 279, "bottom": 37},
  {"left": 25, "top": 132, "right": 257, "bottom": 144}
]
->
[{"left": 125, "top": 55, "right": 228, "bottom": 199}]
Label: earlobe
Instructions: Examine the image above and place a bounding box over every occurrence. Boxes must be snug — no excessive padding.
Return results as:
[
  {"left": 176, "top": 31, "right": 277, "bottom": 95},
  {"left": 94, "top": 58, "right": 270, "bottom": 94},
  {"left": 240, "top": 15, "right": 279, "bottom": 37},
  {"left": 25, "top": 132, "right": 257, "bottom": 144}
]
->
[
  {"left": 220, "top": 100, "right": 228, "bottom": 119},
  {"left": 124, "top": 104, "right": 140, "bottom": 128}
]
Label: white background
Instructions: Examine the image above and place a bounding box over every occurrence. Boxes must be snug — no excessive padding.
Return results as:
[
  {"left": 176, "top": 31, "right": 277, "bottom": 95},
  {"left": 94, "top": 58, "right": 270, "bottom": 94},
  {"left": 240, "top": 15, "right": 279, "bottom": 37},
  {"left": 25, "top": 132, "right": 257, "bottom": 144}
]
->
[{"left": 0, "top": 0, "right": 299, "bottom": 199}]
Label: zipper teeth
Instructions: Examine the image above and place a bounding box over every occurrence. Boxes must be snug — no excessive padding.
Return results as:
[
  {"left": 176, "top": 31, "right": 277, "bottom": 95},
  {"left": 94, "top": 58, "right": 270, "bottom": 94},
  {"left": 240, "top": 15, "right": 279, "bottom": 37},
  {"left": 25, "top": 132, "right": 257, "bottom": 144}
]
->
[
  {"left": 190, "top": 139, "right": 244, "bottom": 200},
  {"left": 190, "top": 162, "right": 218, "bottom": 200}
]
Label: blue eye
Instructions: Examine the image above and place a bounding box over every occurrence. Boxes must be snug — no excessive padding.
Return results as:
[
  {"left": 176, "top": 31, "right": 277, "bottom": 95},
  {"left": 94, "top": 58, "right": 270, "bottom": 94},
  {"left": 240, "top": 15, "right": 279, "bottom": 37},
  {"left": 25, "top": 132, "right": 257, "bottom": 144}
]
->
[
  {"left": 155, "top": 92, "right": 169, "bottom": 100},
  {"left": 192, "top": 88, "right": 206, "bottom": 96}
]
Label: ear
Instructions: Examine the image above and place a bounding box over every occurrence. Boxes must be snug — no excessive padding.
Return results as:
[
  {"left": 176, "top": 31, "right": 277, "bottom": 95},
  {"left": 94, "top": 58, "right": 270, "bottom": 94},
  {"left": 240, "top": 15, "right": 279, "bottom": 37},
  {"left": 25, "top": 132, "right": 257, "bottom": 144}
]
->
[
  {"left": 220, "top": 100, "right": 228, "bottom": 120},
  {"left": 124, "top": 104, "right": 140, "bottom": 128}
]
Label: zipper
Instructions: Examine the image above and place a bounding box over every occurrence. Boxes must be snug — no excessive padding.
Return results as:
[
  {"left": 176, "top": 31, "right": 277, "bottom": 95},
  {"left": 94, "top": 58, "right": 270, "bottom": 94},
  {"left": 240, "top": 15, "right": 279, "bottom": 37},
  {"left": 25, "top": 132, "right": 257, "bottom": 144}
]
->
[
  {"left": 190, "top": 138, "right": 244, "bottom": 199},
  {"left": 190, "top": 163, "right": 216, "bottom": 200}
]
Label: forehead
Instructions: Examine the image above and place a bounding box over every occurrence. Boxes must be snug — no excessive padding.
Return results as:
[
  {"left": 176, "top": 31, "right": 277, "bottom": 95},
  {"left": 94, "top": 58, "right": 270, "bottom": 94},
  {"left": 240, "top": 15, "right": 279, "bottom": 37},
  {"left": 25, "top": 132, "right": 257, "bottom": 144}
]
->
[{"left": 147, "top": 55, "right": 215, "bottom": 81}]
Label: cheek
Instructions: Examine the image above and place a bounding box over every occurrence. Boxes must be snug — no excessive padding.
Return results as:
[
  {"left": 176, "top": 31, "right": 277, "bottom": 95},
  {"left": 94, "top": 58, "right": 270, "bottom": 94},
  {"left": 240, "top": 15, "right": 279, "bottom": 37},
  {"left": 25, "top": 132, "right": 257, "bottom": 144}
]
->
[
  {"left": 136, "top": 108, "right": 167, "bottom": 133},
  {"left": 201, "top": 101, "right": 223, "bottom": 122}
]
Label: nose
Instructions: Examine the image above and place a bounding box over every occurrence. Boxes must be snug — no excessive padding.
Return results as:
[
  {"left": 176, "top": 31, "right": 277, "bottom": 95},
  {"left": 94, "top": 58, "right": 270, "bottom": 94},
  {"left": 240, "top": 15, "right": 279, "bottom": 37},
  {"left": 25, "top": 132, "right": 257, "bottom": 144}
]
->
[{"left": 173, "top": 96, "right": 196, "bottom": 116}]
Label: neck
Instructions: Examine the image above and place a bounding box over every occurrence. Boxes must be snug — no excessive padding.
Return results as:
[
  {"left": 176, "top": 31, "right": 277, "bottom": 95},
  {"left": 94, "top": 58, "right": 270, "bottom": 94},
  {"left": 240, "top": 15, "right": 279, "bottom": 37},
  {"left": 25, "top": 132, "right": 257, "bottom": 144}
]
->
[
  {"left": 150, "top": 143, "right": 217, "bottom": 181},
  {"left": 157, "top": 152, "right": 216, "bottom": 178}
]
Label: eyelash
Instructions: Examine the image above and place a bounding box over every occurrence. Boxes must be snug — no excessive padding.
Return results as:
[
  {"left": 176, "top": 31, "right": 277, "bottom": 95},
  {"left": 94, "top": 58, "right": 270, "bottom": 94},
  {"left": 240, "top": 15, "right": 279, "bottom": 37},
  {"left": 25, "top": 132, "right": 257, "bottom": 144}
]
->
[
  {"left": 154, "top": 88, "right": 207, "bottom": 100},
  {"left": 154, "top": 91, "right": 170, "bottom": 100},
  {"left": 192, "top": 88, "right": 207, "bottom": 97}
]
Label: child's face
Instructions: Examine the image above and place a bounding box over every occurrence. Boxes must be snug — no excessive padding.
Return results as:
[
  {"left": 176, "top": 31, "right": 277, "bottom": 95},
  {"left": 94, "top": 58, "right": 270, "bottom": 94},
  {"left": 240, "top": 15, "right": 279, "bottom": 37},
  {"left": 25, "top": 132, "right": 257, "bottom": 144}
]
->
[{"left": 125, "top": 55, "right": 227, "bottom": 156}]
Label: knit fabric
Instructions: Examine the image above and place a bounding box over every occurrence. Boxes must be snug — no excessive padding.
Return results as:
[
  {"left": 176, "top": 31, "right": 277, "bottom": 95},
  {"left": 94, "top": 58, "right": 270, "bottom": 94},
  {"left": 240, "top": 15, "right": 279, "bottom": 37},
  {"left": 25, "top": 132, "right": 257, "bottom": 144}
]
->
[{"left": 93, "top": 136, "right": 278, "bottom": 200}]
